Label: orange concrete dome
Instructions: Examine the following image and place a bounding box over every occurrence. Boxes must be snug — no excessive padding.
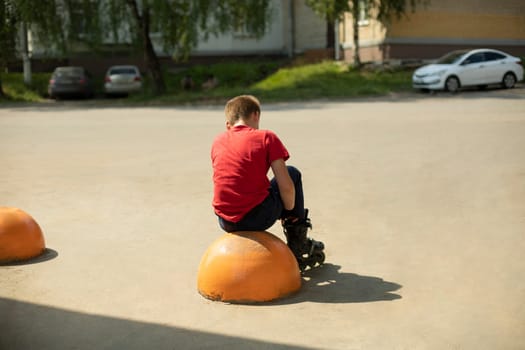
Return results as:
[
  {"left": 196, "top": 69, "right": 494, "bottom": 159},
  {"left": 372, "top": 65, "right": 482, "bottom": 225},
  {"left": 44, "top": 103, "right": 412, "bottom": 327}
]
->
[
  {"left": 197, "top": 231, "right": 301, "bottom": 303},
  {"left": 0, "top": 207, "right": 45, "bottom": 263}
]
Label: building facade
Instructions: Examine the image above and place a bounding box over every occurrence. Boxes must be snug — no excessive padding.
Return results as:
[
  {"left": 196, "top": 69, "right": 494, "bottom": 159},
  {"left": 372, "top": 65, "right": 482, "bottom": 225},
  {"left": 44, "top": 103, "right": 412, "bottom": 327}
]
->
[
  {"left": 341, "top": 0, "right": 525, "bottom": 63},
  {"left": 190, "top": 0, "right": 327, "bottom": 58},
  {"left": 24, "top": 0, "right": 524, "bottom": 73},
  {"left": 22, "top": 0, "right": 330, "bottom": 74}
]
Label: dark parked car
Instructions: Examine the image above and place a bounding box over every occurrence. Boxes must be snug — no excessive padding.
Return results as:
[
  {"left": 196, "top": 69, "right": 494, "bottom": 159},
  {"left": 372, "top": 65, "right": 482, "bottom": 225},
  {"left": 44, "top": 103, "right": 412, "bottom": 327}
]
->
[{"left": 48, "top": 66, "right": 95, "bottom": 99}]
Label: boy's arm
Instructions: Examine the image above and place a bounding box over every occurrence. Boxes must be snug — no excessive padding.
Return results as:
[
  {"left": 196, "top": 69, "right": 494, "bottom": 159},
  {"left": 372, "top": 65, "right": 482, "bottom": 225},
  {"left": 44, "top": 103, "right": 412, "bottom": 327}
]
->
[{"left": 270, "top": 158, "right": 295, "bottom": 210}]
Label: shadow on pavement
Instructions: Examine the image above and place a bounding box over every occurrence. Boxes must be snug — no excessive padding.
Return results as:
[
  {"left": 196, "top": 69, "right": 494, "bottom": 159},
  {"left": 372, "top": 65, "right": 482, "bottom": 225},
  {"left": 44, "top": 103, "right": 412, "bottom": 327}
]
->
[
  {"left": 0, "top": 248, "right": 58, "bottom": 266},
  {"left": 272, "top": 263, "right": 402, "bottom": 305},
  {"left": 0, "top": 297, "right": 316, "bottom": 350}
]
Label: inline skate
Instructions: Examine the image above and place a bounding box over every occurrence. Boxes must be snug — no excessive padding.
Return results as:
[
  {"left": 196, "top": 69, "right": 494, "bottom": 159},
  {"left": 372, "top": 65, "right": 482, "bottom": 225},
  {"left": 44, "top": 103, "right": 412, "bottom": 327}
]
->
[{"left": 282, "top": 209, "right": 325, "bottom": 271}]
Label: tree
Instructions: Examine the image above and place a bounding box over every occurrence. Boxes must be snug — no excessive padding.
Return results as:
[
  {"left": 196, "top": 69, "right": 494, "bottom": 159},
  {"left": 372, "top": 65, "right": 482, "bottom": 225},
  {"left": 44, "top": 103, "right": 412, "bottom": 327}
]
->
[
  {"left": 1, "top": 0, "right": 75, "bottom": 97},
  {"left": 113, "top": 0, "right": 272, "bottom": 94},
  {"left": 305, "top": 0, "right": 427, "bottom": 67},
  {"left": 0, "top": 0, "right": 272, "bottom": 95},
  {"left": 0, "top": 0, "right": 19, "bottom": 97}
]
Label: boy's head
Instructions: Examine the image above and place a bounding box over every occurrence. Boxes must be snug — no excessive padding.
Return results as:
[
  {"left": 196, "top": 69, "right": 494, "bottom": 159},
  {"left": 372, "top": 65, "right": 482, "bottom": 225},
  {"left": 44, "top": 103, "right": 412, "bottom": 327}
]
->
[{"left": 224, "top": 95, "right": 261, "bottom": 128}]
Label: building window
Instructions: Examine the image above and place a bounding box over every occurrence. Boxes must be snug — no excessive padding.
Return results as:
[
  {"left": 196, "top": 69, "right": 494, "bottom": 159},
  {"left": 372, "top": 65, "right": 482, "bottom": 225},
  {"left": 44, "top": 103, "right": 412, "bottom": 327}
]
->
[
  {"left": 358, "top": 0, "right": 369, "bottom": 26},
  {"left": 233, "top": 23, "right": 257, "bottom": 39}
]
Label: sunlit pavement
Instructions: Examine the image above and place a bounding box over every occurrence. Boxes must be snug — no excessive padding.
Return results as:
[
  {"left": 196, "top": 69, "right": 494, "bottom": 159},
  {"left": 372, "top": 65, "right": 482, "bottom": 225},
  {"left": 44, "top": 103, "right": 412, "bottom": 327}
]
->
[{"left": 1, "top": 91, "right": 524, "bottom": 349}]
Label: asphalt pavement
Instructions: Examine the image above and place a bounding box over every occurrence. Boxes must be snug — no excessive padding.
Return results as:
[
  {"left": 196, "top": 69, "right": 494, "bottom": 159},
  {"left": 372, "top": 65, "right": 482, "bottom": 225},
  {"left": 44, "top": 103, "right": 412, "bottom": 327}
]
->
[{"left": 1, "top": 90, "right": 524, "bottom": 349}]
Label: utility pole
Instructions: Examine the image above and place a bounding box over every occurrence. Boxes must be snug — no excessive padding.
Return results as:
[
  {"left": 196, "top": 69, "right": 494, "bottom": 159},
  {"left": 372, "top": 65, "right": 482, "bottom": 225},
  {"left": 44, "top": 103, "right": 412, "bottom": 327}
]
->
[
  {"left": 334, "top": 18, "right": 340, "bottom": 60},
  {"left": 287, "top": 0, "right": 295, "bottom": 58},
  {"left": 21, "top": 22, "right": 32, "bottom": 86}
]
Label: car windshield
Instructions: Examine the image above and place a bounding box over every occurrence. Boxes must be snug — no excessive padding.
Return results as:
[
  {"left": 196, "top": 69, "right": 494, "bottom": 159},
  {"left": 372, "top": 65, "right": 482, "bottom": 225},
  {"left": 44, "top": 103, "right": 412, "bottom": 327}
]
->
[
  {"left": 109, "top": 68, "right": 137, "bottom": 75},
  {"left": 435, "top": 51, "right": 468, "bottom": 64},
  {"left": 55, "top": 67, "right": 84, "bottom": 78}
]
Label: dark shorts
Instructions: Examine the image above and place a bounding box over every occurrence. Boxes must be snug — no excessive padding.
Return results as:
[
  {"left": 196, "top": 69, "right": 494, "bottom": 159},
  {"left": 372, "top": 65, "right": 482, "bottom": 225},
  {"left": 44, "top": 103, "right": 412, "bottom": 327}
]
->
[
  {"left": 218, "top": 188, "right": 283, "bottom": 232},
  {"left": 217, "top": 165, "right": 304, "bottom": 232}
]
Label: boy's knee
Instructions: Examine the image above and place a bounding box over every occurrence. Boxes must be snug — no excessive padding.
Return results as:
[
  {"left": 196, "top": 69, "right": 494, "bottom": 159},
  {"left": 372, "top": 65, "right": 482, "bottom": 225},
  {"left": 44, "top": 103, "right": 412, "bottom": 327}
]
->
[{"left": 287, "top": 166, "right": 302, "bottom": 180}]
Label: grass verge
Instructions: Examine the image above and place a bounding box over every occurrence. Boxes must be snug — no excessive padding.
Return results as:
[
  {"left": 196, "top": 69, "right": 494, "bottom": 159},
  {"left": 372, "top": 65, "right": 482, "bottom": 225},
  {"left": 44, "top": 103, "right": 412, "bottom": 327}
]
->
[
  {"left": 1, "top": 60, "right": 414, "bottom": 105},
  {"left": 0, "top": 73, "right": 49, "bottom": 102}
]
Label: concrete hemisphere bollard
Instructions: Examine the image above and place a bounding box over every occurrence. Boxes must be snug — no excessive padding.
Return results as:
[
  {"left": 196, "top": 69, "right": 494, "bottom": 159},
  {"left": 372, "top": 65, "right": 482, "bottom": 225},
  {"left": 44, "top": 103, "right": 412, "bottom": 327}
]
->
[
  {"left": 0, "top": 207, "right": 46, "bottom": 264},
  {"left": 197, "top": 231, "right": 301, "bottom": 303}
]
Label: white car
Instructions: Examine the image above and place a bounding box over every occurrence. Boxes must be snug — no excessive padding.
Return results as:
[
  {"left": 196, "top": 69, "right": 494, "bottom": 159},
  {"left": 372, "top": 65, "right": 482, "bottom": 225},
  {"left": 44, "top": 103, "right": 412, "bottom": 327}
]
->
[
  {"left": 104, "top": 65, "right": 143, "bottom": 96},
  {"left": 412, "top": 49, "right": 524, "bottom": 93}
]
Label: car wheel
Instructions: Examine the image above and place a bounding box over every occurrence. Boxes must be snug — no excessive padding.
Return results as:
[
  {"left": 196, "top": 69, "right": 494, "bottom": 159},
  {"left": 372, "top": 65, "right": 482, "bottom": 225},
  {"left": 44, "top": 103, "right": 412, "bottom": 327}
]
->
[
  {"left": 445, "top": 76, "right": 460, "bottom": 93},
  {"left": 502, "top": 72, "right": 516, "bottom": 89}
]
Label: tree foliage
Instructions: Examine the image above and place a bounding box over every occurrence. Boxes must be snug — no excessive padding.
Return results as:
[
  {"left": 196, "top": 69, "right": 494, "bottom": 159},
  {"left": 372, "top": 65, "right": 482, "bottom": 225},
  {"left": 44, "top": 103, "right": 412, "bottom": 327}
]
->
[
  {"left": 375, "top": 0, "right": 426, "bottom": 22},
  {"left": 0, "top": 0, "right": 273, "bottom": 95},
  {"left": 0, "top": 1, "right": 22, "bottom": 95},
  {"left": 0, "top": 1, "right": 17, "bottom": 66},
  {"left": 304, "top": 0, "right": 350, "bottom": 23}
]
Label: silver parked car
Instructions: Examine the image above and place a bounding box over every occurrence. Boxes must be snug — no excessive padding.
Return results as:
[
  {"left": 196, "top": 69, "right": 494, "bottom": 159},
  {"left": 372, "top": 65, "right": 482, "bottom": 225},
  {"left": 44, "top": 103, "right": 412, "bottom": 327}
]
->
[
  {"left": 412, "top": 48, "right": 524, "bottom": 93},
  {"left": 48, "top": 66, "right": 95, "bottom": 99},
  {"left": 104, "top": 65, "right": 143, "bottom": 96}
]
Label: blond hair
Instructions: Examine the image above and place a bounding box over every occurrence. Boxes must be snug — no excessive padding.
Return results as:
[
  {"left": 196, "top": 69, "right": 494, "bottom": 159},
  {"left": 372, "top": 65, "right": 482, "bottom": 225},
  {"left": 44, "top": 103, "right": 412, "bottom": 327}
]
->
[{"left": 224, "top": 95, "right": 261, "bottom": 125}]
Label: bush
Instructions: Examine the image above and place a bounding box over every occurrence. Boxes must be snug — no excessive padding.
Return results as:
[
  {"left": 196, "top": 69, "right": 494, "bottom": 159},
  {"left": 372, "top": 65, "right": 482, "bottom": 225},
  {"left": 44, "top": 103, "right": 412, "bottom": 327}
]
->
[
  {"left": 0, "top": 73, "right": 49, "bottom": 101},
  {"left": 1, "top": 60, "right": 414, "bottom": 104}
]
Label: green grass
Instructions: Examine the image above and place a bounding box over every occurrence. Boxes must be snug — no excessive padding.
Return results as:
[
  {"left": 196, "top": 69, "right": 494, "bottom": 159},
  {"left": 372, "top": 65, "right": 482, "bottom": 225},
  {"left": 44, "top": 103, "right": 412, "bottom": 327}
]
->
[
  {"left": 251, "top": 61, "right": 412, "bottom": 101},
  {"left": 0, "top": 73, "right": 50, "bottom": 102},
  {"left": 1, "top": 60, "right": 414, "bottom": 105},
  {"left": 124, "top": 60, "right": 284, "bottom": 105}
]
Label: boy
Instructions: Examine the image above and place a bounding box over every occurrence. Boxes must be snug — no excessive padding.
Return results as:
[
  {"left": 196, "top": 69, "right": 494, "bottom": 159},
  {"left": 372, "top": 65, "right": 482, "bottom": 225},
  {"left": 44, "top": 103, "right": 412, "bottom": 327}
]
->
[{"left": 211, "top": 95, "right": 324, "bottom": 270}]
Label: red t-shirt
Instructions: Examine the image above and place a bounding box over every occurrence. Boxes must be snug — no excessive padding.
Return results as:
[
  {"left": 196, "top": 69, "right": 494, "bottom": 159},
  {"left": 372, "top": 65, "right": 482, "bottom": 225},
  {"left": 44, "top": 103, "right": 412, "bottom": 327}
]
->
[{"left": 211, "top": 125, "right": 289, "bottom": 222}]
